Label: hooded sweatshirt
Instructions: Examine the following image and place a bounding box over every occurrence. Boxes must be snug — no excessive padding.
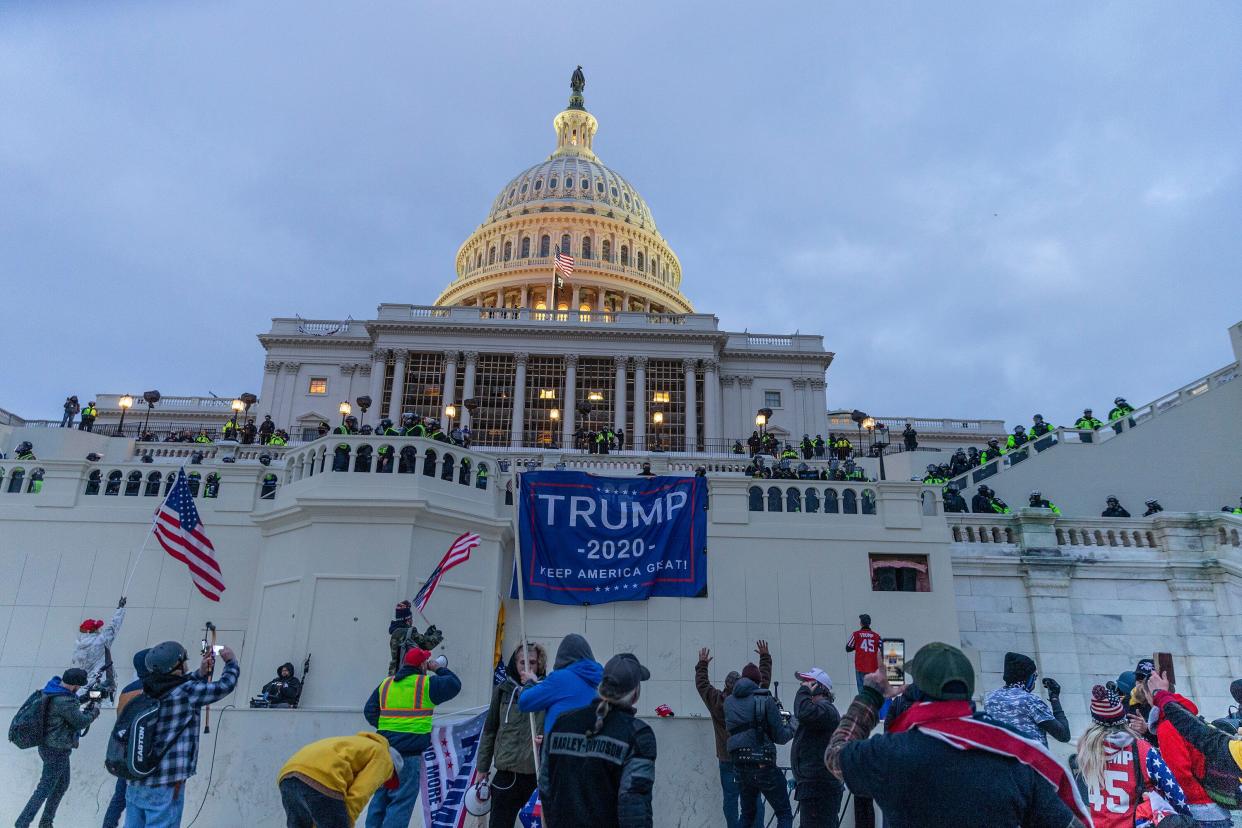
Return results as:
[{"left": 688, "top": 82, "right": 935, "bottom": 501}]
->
[
  {"left": 519, "top": 634, "right": 604, "bottom": 734},
  {"left": 262, "top": 662, "right": 302, "bottom": 706},
  {"left": 70, "top": 606, "right": 126, "bottom": 687},
  {"left": 278, "top": 732, "right": 396, "bottom": 824},
  {"left": 40, "top": 675, "right": 100, "bottom": 751},
  {"left": 1150, "top": 692, "right": 1231, "bottom": 820},
  {"left": 479, "top": 643, "right": 548, "bottom": 775},
  {"left": 363, "top": 665, "right": 462, "bottom": 755},
  {"left": 116, "top": 648, "right": 152, "bottom": 716},
  {"left": 694, "top": 651, "right": 772, "bottom": 761},
  {"left": 723, "top": 677, "right": 794, "bottom": 756}
]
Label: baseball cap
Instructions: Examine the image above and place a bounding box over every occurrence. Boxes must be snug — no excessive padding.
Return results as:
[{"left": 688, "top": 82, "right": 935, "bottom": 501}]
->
[
  {"left": 599, "top": 653, "right": 650, "bottom": 697},
  {"left": 403, "top": 648, "right": 432, "bottom": 669},
  {"left": 907, "top": 642, "right": 975, "bottom": 701},
  {"left": 795, "top": 668, "right": 832, "bottom": 690}
]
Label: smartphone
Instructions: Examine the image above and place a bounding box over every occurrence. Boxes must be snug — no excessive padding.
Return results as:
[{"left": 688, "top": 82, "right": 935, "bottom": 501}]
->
[
  {"left": 1154, "top": 652, "right": 1175, "bottom": 687},
  {"left": 882, "top": 638, "right": 906, "bottom": 686}
]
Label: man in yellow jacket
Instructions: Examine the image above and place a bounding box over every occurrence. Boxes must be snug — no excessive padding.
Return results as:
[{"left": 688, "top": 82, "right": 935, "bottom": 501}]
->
[{"left": 278, "top": 732, "right": 405, "bottom": 828}]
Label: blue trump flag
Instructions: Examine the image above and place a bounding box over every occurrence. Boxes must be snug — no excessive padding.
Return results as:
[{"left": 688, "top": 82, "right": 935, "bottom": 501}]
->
[{"left": 511, "top": 471, "right": 708, "bottom": 605}]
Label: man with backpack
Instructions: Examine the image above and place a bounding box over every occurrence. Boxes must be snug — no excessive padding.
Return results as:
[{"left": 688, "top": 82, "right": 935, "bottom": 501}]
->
[
  {"left": 121, "top": 640, "right": 239, "bottom": 826},
  {"left": 15, "top": 667, "right": 100, "bottom": 828},
  {"left": 724, "top": 662, "right": 795, "bottom": 828},
  {"left": 101, "top": 648, "right": 150, "bottom": 828}
]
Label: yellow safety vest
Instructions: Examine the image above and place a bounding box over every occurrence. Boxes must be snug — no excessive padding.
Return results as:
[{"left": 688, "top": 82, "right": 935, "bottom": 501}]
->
[{"left": 376, "top": 674, "right": 435, "bottom": 734}]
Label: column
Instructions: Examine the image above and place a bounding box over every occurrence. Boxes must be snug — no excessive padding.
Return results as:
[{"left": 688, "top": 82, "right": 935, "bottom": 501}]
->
[
  {"left": 460, "top": 351, "right": 478, "bottom": 428},
  {"left": 738, "top": 376, "right": 754, "bottom": 439},
  {"left": 632, "top": 356, "right": 647, "bottom": 450},
  {"left": 562, "top": 354, "right": 578, "bottom": 447},
  {"left": 720, "top": 374, "right": 737, "bottom": 441},
  {"left": 1168, "top": 570, "right": 1230, "bottom": 706},
  {"left": 809, "top": 378, "right": 827, "bottom": 437},
  {"left": 703, "top": 358, "right": 720, "bottom": 448},
  {"left": 683, "top": 358, "right": 699, "bottom": 451},
  {"left": 571, "top": 285, "right": 581, "bottom": 312},
  {"left": 613, "top": 356, "right": 628, "bottom": 434},
  {"left": 791, "top": 378, "right": 809, "bottom": 438},
  {"left": 279, "top": 362, "right": 301, "bottom": 430},
  {"left": 368, "top": 349, "right": 387, "bottom": 416},
  {"left": 340, "top": 364, "right": 358, "bottom": 411},
  {"left": 264, "top": 360, "right": 284, "bottom": 425},
  {"left": 1022, "top": 565, "right": 1086, "bottom": 723},
  {"left": 510, "top": 352, "right": 528, "bottom": 447},
  {"left": 597, "top": 290, "right": 606, "bottom": 312},
  {"left": 387, "top": 349, "right": 408, "bottom": 420},
  {"left": 520, "top": 285, "right": 529, "bottom": 309},
  {"left": 442, "top": 351, "right": 459, "bottom": 418}
]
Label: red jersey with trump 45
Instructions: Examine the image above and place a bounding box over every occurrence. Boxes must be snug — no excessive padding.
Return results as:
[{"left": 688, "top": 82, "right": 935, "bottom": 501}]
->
[{"left": 849, "top": 629, "right": 882, "bottom": 673}]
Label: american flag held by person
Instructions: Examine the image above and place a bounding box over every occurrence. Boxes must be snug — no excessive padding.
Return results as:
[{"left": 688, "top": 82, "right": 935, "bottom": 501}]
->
[
  {"left": 414, "top": 532, "right": 481, "bottom": 612},
  {"left": 153, "top": 468, "right": 226, "bottom": 601}
]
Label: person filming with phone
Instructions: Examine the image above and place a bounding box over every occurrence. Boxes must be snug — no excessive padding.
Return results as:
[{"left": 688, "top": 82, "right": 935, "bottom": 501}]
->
[{"left": 825, "top": 642, "right": 1091, "bottom": 827}]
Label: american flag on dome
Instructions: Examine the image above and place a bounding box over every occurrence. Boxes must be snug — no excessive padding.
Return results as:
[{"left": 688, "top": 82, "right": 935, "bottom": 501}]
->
[
  {"left": 414, "top": 532, "right": 481, "bottom": 613},
  {"left": 554, "top": 247, "right": 574, "bottom": 282},
  {"left": 153, "top": 468, "right": 225, "bottom": 602}
]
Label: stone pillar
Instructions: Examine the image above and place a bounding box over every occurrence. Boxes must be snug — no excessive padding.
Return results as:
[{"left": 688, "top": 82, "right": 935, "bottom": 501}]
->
[
  {"left": 387, "top": 350, "right": 408, "bottom": 421},
  {"left": 632, "top": 356, "right": 647, "bottom": 450},
  {"left": 460, "top": 351, "right": 478, "bottom": 428},
  {"left": 738, "top": 376, "right": 754, "bottom": 442},
  {"left": 264, "top": 360, "right": 284, "bottom": 426},
  {"left": 613, "top": 356, "right": 628, "bottom": 434},
  {"left": 368, "top": 349, "right": 387, "bottom": 417},
  {"left": 279, "top": 362, "right": 301, "bottom": 430},
  {"left": 562, "top": 354, "right": 578, "bottom": 447},
  {"left": 571, "top": 285, "right": 581, "bottom": 312},
  {"left": 683, "top": 358, "right": 699, "bottom": 452},
  {"left": 520, "top": 285, "right": 529, "bottom": 309},
  {"left": 1168, "top": 570, "right": 1231, "bottom": 707},
  {"left": 510, "top": 352, "right": 528, "bottom": 447},
  {"left": 808, "top": 378, "right": 826, "bottom": 436},
  {"left": 791, "top": 378, "right": 809, "bottom": 439},
  {"left": 442, "top": 351, "right": 459, "bottom": 418},
  {"left": 703, "top": 358, "right": 720, "bottom": 449},
  {"left": 720, "top": 374, "right": 737, "bottom": 442},
  {"left": 1022, "top": 565, "right": 1086, "bottom": 722},
  {"left": 340, "top": 364, "right": 358, "bottom": 412}
]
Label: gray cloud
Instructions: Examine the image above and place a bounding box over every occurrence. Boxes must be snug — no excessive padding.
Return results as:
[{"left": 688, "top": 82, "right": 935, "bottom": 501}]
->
[{"left": 2, "top": 1, "right": 1238, "bottom": 429}]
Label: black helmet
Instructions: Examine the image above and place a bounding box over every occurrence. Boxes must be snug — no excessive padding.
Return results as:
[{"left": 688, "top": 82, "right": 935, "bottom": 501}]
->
[
  {"left": 1030, "top": 490, "right": 1041, "bottom": 498},
  {"left": 16, "top": 441, "right": 32, "bottom": 453},
  {"left": 259, "top": 453, "right": 272, "bottom": 466},
  {"left": 86, "top": 452, "right": 102, "bottom": 462},
  {"left": 1033, "top": 414, "right": 1044, "bottom": 421},
  {"left": 145, "top": 641, "right": 189, "bottom": 675},
  {"left": 1014, "top": 425, "right": 1025, "bottom": 433},
  {"left": 1083, "top": 408, "right": 1093, "bottom": 415},
  {"left": 926, "top": 464, "right": 937, "bottom": 473},
  {"left": 381, "top": 418, "right": 393, "bottom": 429},
  {"left": 345, "top": 415, "right": 358, "bottom": 426},
  {"left": 1106, "top": 495, "right": 1119, "bottom": 503},
  {"left": 1114, "top": 397, "right": 1126, "bottom": 405},
  {"left": 988, "top": 437, "right": 1000, "bottom": 446}
]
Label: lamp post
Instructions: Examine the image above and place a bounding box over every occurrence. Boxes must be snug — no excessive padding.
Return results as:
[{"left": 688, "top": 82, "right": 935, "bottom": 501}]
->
[
  {"left": 140, "top": 390, "right": 161, "bottom": 437},
  {"left": 356, "top": 395, "right": 372, "bottom": 426},
  {"left": 445, "top": 403, "right": 457, "bottom": 425},
  {"left": 228, "top": 398, "right": 244, "bottom": 441},
  {"left": 338, "top": 401, "right": 352, "bottom": 427},
  {"left": 549, "top": 407, "right": 560, "bottom": 448},
  {"left": 652, "top": 410, "right": 664, "bottom": 452},
  {"left": 849, "top": 409, "right": 868, "bottom": 459},
  {"left": 873, "top": 422, "right": 889, "bottom": 481},
  {"left": 117, "top": 395, "right": 133, "bottom": 437}
]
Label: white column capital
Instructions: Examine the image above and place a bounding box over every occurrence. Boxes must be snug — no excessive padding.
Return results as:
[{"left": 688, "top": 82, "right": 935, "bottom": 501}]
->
[
  {"left": 514, "top": 352, "right": 530, "bottom": 367},
  {"left": 564, "top": 353, "right": 579, "bottom": 367},
  {"left": 702, "top": 357, "right": 720, "bottom": 373},
  {"left": 682, "top": 358, "right": 699, "bottom": 373},
  {"left": 463, "top": 350, "right": 479, "bottom": 365},
  {"left": 443, "top": 350, "right": 460, "bottom": 365},
  {"left": 632, "top": 355, "right": 648, "bottom": 368},
  {"left": 613, "top": 355, "right": 629, "bottom": 369}
]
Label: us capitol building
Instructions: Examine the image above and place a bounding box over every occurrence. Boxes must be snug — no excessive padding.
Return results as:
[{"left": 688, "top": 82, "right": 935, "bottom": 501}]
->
[{"left": 1, "top": 70, "right": 1240, "bottom": 826}]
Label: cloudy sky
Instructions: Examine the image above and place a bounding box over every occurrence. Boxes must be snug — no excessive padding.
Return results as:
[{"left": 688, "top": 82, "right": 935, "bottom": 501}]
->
[{"left": 3, "top": 1, "right": 1239, "bottom": 426}]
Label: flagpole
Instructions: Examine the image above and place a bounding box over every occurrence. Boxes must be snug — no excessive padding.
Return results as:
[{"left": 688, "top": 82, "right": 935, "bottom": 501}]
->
[
  {"left": 510, "top": 471, "right": 541, "bottom": 774},
  {"left": 120, "top": 508, "right": 161, "bottom": 598}
]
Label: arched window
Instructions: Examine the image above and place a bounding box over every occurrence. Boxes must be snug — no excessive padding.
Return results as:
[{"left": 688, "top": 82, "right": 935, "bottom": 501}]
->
[
  {"left": 786, "top": 488, "right": 802, "bottom": 512},
  {"left": 503, "top": 241, "right": 512, "bottom": 261},
  {"left": 539, "top": 235, "right": 550, "bottom": 257},
  {"left": 581, "top": 236, "right": 592, "bottom": 259},
  {"left": 488, "top": 246, "right": 496, "bottom": 265},
  {"left": 620, "top": 245, "right": 630, "bottom": 266},
  {"left": 823, "top": 488, "right": 839, "bottom": 513},
  {"left": 423, "top": 449, "right": 437, "bottom": 477},
  {"left": 440, "top": 453, "right": 455, "bottom": 481},
  {"left": 748, "top": 486, "right": 764, "bottom": 511},
  {"left": 354, "top": 445, "right": 373, "bottom": 473},
  {"left": 165, "top": 473, "right": 177, "bottom": 495},
  {"left": 476, "top": 463, "right": 489, "bottom": 490},
  {"left": 602, "top": 240, "right": 611, "bottom": 262},
  {"left": 560, "top": 234, "right": 571, "bottom": 254},
  {"left": 85, "top": 470, "right": 101, "bottom": 496},
  {"left": 145, "top": 472, "right": 162, "bottom": 497},
  {"left": 474, "top": 253, "right": 481, "bottom": 269},
  {"left": 637, "top": 251, "right": 645, "bottom": 272},
  {"left": 26, "top": 468, "right": 44, "bottom": 494},
  {"left": 399, "top": 446, "right": 418, "bottom": 474},
  {"left": 7, "top": 467, "right": 25, "bottom": 494},
  {"left": 766, "top": 487, "right": 783, "bottom": 512},
  {"left": 805, "top": 488, "right": 820, "bottom": 513},
  {"left": 125, "top": 471, "right": 142, "bottom": 496},
  {"left": 187, "top": 472, "right": 201, "bottom": 497},
  {"left": 204, "top": 473, "right": 220, "bottom": 499},
  {"left": 260, "top": 473, "right": 278, "bottom": 500},
  {"left": 105, "top": 470, "right": 123, "bottom": 496},
  {"left": 843, "top": 489, "right": 858, "bottom": 514},
  {"left": 458, "top": 457, "right": 472, "bottom": 485},
  {"left": 862, "top": 489, "right": 877, "bottom": 515},
  {"left": 520, "top": 237, "right": 531, "bottom": 258}
]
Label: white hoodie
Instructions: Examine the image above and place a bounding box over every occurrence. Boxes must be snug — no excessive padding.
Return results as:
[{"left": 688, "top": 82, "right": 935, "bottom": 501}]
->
[{"left": 70, "top": 606, "right": 126, "bottom": 687}]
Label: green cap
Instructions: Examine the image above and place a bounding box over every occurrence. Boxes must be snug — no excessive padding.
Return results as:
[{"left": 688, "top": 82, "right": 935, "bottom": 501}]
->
[{"left": 908, "top": 642, "right": 975, "bottom": 701}]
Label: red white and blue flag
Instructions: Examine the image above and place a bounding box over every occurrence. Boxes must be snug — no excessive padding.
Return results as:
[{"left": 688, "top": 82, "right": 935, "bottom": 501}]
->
[
  {"left": 414, "top": 532, "right": 480, "bottom": 612},
  {"left": 153, "top": 468, "right": 225, "bottom": 602},
  {"left": 554, "top": 247, "right": 574, "bottom": 287}
]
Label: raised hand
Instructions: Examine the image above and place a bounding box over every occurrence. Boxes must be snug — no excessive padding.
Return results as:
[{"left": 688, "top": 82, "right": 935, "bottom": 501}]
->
[
  {"left": 698, "top": 647, "right": 712, "bottom": 664},
  {"left": 755, "top": 640, "right": 769, "bottom": 657}
]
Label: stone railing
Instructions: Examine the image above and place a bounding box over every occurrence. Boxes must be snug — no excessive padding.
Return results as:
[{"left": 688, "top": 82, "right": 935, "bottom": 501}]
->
[
  {"left": 129, "top": 441, "right": 294, "bottom": 462},
  {"left": 367, "top": 305, "right": 720, "bottom": 331},
  {"left": 828, "top": 413, "right": 1008, "bottom": 435},
  {"left": 279, "top": 434, "right": 498, "bottom": 490},
  {"left": 947, "top": 510, "right": 1242, "bottom": 554}
]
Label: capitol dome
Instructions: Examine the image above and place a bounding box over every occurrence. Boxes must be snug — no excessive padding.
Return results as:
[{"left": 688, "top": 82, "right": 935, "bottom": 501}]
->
[{"left": 436, "top": 69, "right": 690, "bottom": 315}]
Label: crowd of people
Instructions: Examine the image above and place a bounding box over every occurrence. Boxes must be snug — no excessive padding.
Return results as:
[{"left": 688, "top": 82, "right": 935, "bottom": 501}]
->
[{"left": 745, "top": 454, "right": 872, "bottom": 482}]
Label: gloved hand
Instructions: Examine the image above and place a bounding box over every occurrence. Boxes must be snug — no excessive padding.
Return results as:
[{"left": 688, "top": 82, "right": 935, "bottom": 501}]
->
[
  {"left": 1042, "top": 677, "right": 1061, "bottom": 698},
  {"left": 117, "top": 597, "right": 127, "bottom": 608}
]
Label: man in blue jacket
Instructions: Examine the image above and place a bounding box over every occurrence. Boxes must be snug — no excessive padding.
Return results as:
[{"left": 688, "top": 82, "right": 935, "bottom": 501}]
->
[
  {"left": 518, "top": 634, "right": 603, "bottom": 734},
  {"left": 363, "top": 646, "right": 461, "bottom": 828}
]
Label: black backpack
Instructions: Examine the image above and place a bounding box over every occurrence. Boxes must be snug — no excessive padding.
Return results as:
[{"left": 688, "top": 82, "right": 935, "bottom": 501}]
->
[
  {"left": 8, "top": 690, "right": 50, "bottom": 750},
  {"left": 104, "top": 693, "right": 192, "bottom": 781}
]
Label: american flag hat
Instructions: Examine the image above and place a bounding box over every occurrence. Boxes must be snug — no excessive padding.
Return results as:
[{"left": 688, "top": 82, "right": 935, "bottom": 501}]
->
[{"left": 1090, "top": 684, "right": 1126, "bottom": 725}]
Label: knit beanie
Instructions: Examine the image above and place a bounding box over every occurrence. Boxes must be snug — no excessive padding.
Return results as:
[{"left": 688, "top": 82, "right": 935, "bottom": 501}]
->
[
  {"left": 394, "top": 601, "right": 412, "bottom": 622},
  {"left": 1090, "top": 684, "right": 1126, "bottom": 725},
  {"left": 1002, "top": 652, "right": 1037, "bottom": 685},
  {"left": 62, "top": 668, "right": 89, "bottom": 686},
  {"left": 741, "top": 663, "right": 761, "bottom": 683}
]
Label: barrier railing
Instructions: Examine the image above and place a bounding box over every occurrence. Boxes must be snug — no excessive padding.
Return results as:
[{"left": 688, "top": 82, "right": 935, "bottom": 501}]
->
[{"left": 946, "top": 512, "right": 1242, "bottom": 552}]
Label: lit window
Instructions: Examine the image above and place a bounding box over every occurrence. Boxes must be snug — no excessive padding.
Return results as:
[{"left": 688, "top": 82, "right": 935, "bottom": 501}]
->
[
  {"left": 579, "top": 303, "right": 591, "bottom": 312},
  {"left": 308, "top": 378, "right": 327, "bottom": 395},
  {"left": 587, "top": 391, "right": 604, "bottom": 402},
  {"left": 538, "top": 389, "right": 557, "bottom": 400},
  {"left": 652, "top": 391, "right": 670, "bottom": 403},
  {"left": 870, "top": 554, "right": 930, "bottom": 592},
  {"left": 764, "top": 391, "right": 782, "bottom": 408}
]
